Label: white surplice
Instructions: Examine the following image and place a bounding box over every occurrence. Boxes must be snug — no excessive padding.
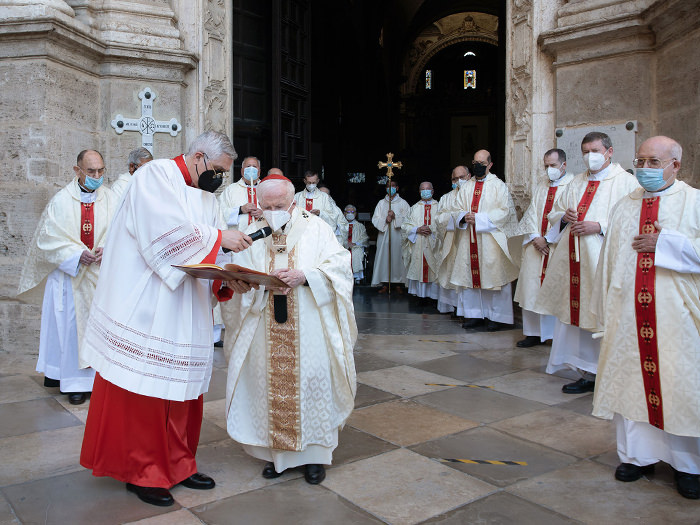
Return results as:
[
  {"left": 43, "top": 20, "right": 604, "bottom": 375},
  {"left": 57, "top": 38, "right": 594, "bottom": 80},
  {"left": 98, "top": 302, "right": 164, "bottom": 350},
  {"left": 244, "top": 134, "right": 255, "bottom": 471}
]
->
[
  {"left": 110, "top": 172, "right": 132, "bottom": 202},
  {"left": 402, "top": 199, "right": 440, "bottom": 298},
  {"left": 371, "top": 194, "right": 410, "bottom": 286},
  {"left": 224, "top": 208, "right": 357, "bottom": 472},
  {"left": 17, "top": 180, "right": 117, "bottom": 392},
  {"left": 81, "top": 158, "right": 227, "bottom": 401},
  {"left": 434, "top": 188, "right": 462, "bottom": 313},
  {"left": 337, "top": 219, "right": 369, "bottom": 280}
]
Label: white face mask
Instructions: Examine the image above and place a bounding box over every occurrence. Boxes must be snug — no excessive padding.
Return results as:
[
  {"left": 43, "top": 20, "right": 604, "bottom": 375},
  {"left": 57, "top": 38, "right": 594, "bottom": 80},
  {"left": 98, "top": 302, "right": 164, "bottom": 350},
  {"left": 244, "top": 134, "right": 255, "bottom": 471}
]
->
[
  {"left": 457, "top": 178, "right": 469, "bottom": 187},
  {"left": 583, "top": 152, "right": 607, "bottom": 172},
  {"left": 546, "top": 166, "right": 563, "bottom": 181},
  {"left": 263, "top": 202, "right": 294, "bottom": 232},
  {"left": 345, "top": 212, "right": 356, "bottom": 221},
  {"left": 306, "top": 183, "right": 317, "bottom": 192}
]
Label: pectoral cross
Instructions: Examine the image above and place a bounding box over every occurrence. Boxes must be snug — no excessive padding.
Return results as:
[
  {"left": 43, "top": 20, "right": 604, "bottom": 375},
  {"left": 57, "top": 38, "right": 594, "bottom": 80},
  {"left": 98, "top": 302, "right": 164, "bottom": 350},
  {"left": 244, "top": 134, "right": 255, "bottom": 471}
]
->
[
  {"left": 377, "top": 152, "right": 403, "bottom": 295},
  {"left": 110, "top": 87, "right": 182, "bottom": 154}
]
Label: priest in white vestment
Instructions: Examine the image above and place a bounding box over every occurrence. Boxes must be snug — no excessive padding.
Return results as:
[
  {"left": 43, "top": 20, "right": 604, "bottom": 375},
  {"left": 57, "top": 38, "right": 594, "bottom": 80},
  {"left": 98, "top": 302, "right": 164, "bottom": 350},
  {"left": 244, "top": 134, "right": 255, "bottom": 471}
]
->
[
  {"left": 224, "top": 173, "right": 356, "bottom": 485},
  {"left": 218, "top": 155, "right": 263, "bottom": 230},
  {"left": 592, "top": 136, "right": 700, "bottom": 499},
  {"left": 17, "top": 150, "right": 117, "bottom": 405},
  {"left": 110, "top": 147, "right": 153, "bottom": 201},
  {"left": 402, "top": 182, "right": 440, "bottom": 299},
  {"left": 371, "top": 180, "right": 410, "bottom": 292},
  {"left": 337, "top": 204, "right": 369, "bottom": 283},
  {"left": 513, "top": 149, "right": 573, "bottom": 347},
  {"left": 534, "top": 132, "right": 639, "bottom": 394},
  {"left": 435, "top": 166, "right": 470, "bottom": 313},
  {"left": 79, "top": 131, "right": 254, "bottom": 507},
  {"left": 293, "top": 170, "right": 348, "bottom": 232},
  {"left": 444, "top": 150, "right": 519, "bottom": 331}
]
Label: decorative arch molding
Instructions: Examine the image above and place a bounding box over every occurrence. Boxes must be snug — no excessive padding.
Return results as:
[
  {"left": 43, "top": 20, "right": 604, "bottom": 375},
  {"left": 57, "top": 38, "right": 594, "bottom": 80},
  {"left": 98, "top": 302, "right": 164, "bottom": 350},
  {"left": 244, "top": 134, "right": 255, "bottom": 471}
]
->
[{"left": 402, "top": 12, "right": 499, "bottom": 96}]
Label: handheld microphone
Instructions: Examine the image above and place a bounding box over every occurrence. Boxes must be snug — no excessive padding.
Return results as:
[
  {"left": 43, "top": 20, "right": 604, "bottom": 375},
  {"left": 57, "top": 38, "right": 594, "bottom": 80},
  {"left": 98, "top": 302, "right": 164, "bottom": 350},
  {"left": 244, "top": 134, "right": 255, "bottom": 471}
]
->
[{"left": 222, "top": 226, "right": 272, "bottom": 253}]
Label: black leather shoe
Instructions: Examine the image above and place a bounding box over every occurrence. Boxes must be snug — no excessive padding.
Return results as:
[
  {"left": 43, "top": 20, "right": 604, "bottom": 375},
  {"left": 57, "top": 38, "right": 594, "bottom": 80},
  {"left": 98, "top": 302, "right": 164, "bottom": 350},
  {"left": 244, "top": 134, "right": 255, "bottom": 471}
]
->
[
  {"left": 615, "top": 462, "right": 655, "bottom": 482},
  {"left": 179, "top": 472, "right": 215, "bottom": 490},
  {"left": 304, "top": 464, "right": 326, "bottom": 485},
  {"left": 126, "top": 483, "right": 174, "bottom": 507},
  {"left": 516, "top": 336, "right": 541, "bottom": 348},
  {"left": 675, "top": 471, "right": 700, "bottom": 499},
  {"left": 561, "top": 378, "right": 595, "bottom": 394},
  {"left": 462, "top": 318, "right": 481, "bottom": 329},
  {"left": 262, "top": 462, "right": 283, "bottom": 479},
  {"left": 68, "top": 392, "right": 87, "bottom": 405},
  {"left": 214, "top": 340, "right": 224, "bottom": 348},
  {"left": 43, "top": 377, "right": 60, "bottom": 388},
  {"left": 485, "top": 320, "right": 500, "bottom": 332}
]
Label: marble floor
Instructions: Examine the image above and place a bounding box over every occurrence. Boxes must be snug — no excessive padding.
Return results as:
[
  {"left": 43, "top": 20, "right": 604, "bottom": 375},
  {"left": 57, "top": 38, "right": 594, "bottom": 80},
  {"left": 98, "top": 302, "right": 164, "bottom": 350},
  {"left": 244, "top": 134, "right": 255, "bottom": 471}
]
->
[{"left": 1, "top": 287, "right": 697, "bottom": 524}]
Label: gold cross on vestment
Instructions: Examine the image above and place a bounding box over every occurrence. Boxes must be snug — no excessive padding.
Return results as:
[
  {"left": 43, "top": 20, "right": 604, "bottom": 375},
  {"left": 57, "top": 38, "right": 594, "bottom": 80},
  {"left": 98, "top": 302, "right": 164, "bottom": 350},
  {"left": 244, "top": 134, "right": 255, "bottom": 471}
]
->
[{"left": 377, "top": 152, "right": 403, "bottom": 180}]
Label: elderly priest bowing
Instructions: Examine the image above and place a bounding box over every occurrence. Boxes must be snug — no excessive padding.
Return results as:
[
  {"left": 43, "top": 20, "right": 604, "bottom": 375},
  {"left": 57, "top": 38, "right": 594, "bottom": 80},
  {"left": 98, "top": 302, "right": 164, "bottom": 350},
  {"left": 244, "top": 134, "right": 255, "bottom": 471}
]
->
[
  {"left": 224, "top": 173, "right": 357, "bottom": 485},
  {"left": 79, "top": 131, "right": 253, "bottom": 507}
]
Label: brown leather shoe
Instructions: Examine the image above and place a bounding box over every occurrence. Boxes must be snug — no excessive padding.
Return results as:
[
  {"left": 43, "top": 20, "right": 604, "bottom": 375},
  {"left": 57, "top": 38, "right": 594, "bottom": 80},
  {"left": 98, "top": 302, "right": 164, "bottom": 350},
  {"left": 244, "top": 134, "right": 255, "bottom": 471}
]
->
[{"left": 377, "top": 285, "right": 389, "bottom": 294}]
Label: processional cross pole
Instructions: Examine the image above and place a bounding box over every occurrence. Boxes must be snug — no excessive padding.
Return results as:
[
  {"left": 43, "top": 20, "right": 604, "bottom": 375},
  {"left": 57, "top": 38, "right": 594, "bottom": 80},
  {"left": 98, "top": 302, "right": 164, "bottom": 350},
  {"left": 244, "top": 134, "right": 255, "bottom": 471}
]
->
[{"left": 377, "top": 152, "right": 403, "bottom": 294}]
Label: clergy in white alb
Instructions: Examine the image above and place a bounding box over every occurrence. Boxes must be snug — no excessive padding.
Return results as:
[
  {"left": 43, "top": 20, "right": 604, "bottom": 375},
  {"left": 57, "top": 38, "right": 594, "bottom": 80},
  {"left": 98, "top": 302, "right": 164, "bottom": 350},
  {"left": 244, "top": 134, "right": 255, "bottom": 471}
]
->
[
  {"left": 79, "top": 132, "right": 254, "bottom": 507},
  {"left": 444, "top": 150, "right": 519, "bottom": 330},
  {"left": 534, "top": 132, "right": 639, "bottom": 394},
  {"left": 513, "top": 149, "right": 573, "bottom": 347},
  {"left": 218, "top": 155, "right": 263, "bottom": 230},
  {"left": 224, "top": 174, "right": 356, "bottom": 485},
  {"left": 434, "top": 166, "right": 470, "bottom": 313},
  {"left": 371, "top": 180, "right": 410, "bottom": 291},
  {"left": 110, "top": 147, "right": 153, "bottom": 201},
  {"left": 293, "top": 170, "right": 347, "bottom": 232},
  {"left": 337, "top": 204, "right": 369, "bottom": 282},
  {"left": 402, "top": 182, "right": 440, "bottom": 299},
  {"left": 17, "top": 150, "right": 117, "bottom": 404},
  {"left": 591, "top": 136, "right": 700, "bottom": 499}
]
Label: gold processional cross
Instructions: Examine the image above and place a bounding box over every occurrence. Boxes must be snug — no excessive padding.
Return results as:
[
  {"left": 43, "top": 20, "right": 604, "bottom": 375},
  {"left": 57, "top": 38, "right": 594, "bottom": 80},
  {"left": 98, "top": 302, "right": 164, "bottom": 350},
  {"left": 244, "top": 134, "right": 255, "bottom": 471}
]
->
[{"left": 377, "top": 152, "right": 403, "bottom": 294}]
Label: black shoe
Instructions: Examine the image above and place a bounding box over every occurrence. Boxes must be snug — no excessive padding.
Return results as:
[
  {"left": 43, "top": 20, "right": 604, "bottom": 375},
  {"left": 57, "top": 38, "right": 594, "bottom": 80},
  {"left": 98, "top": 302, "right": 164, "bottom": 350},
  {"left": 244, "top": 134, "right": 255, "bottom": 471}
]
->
[
  {"left": 262, "top": 462, "right": 283, "bottom": 479},
  {"left": 43, "top": 377, "right": 60, "bottom": 388},
  {"left": 68, "top": 392, "right": 87, "bottom": 405},
  {"left": 516, "top": 336, "right": 541, "bottom": 348},
  {"left": 615, "top": 462, "right": 655, "bottom": 482},
  {"left": 561, "top": 378, "right": 595, "bottom": 394},
  {"left": 675, "top": 471, "right": 700, "bottom": 499},
  {"left": 304, "top": 464, "right": 326, "bottom": 485},
  {"left": 462, "top": 318, "right": 481, "bottom": 329},
  {"left": 214, "top": 340, "right": 224, "bottom": 348},
  {"left": 126, "top": 483, "right": 174, "bottom": 507},
  {"left": 486, "top": 320, "right": 500, "bottom": 332},
  {"left": 179, "top": 472, "right": 215, "bottom": 490}
]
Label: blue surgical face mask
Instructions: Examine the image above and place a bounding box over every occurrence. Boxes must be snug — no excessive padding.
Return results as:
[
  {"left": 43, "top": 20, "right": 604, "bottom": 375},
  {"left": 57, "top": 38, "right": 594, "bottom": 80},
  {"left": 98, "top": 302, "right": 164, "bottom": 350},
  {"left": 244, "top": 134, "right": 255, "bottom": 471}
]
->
[
  {"left": 387, "top": 187, "right": 396, "bottom": 196},
  {"left": 420, "top": 189, "right": 433, "bottom": 200},
  {"left": 84, "top": 175, "right": 103, "bottom": 190},
  {"left": 635, "top": 167, "right": 667, "bottom": 192},
  {"left": 243, "top": 166, "right": 258, "bottom": 181},
  {"left": 451, "top": 183, "right": 458, "bottom": 190}
]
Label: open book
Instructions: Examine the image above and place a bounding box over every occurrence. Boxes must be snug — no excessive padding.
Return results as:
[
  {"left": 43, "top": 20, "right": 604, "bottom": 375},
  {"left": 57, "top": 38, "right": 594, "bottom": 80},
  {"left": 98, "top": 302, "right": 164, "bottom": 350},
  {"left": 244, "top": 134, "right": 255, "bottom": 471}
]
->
[{"left": 172, "top": 263, "right": 289, "bottom": 288}]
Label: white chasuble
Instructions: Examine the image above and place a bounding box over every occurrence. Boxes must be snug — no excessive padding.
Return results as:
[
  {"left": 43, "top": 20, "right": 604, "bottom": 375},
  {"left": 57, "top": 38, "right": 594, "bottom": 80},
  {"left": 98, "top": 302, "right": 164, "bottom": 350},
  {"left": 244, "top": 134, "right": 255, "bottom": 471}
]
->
[
  {"left": 534, "top": 164, "right": 639, "bottom": 330},
  {"left": 18, "top": 180, "right": 117, "bottom": 370},
  {"left": 293, "top": 189, "right": 348, "bottom": 232},
  {"left": 593, "top": 181, "right": 700, "bottom": 437},
  {"left": 225, "top": 209, "right": 356, "bottom": 467},
  {"left": 81, "top": 158, "right": 225, "bottom": 402},
  {"left": 435, "top": 189, "right": 463, "bottom": 310},
  {"left": 337, "top": 220, "right": 369, "bottom": 275},
  {"left": 218, "top": 178, "right": 259, "bottom": 229},
  {"left": 371, "top": 195, "right": 410, "bottom": 285},
  {"left": 513, "top": 174, "right": 574, "bottom": 312},
  {"left": 402, "top": 199, "right": 440, "bottom": 286}
]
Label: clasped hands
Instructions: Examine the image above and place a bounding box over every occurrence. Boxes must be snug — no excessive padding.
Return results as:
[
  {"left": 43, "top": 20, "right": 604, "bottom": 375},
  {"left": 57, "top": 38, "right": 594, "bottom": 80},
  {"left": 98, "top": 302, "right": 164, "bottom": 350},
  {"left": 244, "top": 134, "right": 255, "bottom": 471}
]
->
[
  {"left": 531, "top": 236, "right": 549, "bottom": 255},
  {"left": 563, "top": 208, "right": 601, "bottom": 236},
  {"left": 632, "top": 221, "right": 661, "bottom": 253},
  {"left": 240, "top": 203, "right": 263, "bottom": 218},
  {"left": 385, "top": 210, "right": 395, "bottom": 223},
  {"left": 80, "top": 247, "right": 103, "bottom": 266},
  {"left": 416, "top": 225, "right": 432, "bottom": 236},
  {"left": 460, "top": 212, "right": 476, "bottom": 226}
]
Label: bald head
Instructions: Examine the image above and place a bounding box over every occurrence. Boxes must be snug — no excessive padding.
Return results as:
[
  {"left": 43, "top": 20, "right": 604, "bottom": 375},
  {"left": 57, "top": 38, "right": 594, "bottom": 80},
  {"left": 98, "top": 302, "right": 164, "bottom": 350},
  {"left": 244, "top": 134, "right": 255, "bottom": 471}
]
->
[
  {"left": 74, "top": 150, "right": 106, "bottom": 187},
  {"left": 472, "top": 150, "right": 492, "bottom": 178},
  {"left": 267, "top": 168, "right": 284, "bottom": 177},
  {"left": 451, "top": 166, "right": 470, "bottom": 187},
  {"left": 635, "top": 135, "right": 682, "bottom": 192}
]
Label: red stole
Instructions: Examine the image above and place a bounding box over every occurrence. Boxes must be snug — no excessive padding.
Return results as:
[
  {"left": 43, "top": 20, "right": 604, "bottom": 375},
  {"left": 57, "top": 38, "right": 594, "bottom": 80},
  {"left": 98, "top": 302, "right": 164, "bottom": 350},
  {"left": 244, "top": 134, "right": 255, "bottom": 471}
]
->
[
  {"left": 247, "top": 185, "right": 257, "bottom": 225},
  {"left": 568, "top": 180, "right": 599, "bottom": 326},
  {"left": 469, "top": 181, "right": 484, "bottom": 288},
  {"left": 422, "top": 203, "right": 432, "bottom": 283},
  {"left": 305, "top": 198, "right": 314, "bottom": 211},
  {"left": 540, "top": 186, "right": 558, "bottom": 284},
  {"left": 348, "top": 223, "right": 354, "bottom": 270},
  {"left": 173, "top": 154, "right": 193, "bottom": 187},
  {"left": 634, "top": 197, "right": 664, "bottom": 429},
  {"left": 81, "top": 202, "right": 94, "bottom": 250}
]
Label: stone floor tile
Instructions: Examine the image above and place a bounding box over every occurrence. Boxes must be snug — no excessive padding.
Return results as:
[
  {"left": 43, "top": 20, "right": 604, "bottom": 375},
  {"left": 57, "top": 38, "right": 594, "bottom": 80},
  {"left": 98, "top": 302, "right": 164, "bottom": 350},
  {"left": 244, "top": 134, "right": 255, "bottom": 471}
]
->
[
  {"left": 508, "top": 460, "right": 700, "bottom": 524},
  {"left": 0, "top": 493, "right": 20, "bottom": 525},
  {"left": 414, "top": 354, "right": 519, "bottom": 383},
  {"left": 123, "top": 509, "right": 204, "bottom": 525},
  {"left": 357, "top": 317, "right": 464, "bottom": 336},
  {"left": 323, "top": 448, "right": 496, "bottom": 525},
  {"left": 0, "top": 397, "right": 82, "bottom": 439},
  {"left": 362, "top": 346, "right": 458, "bottom": 366},
  {"left": 488, "top": 370, "right": 591, "bottom": 406},
  {"left": 492, "top": 407, "right": 616, "bottom": 458},
  {"left": 591, "top": 448, "right": 620, "bottom": 469},
  {"left": 348, "top": 399, "right": 477, "bottom": 446},
  {"left": 170, "top": 439, "right": 300, "bottom": 508},
  {"left": 414, "top": 385, "right": 547, "bottom": 424},
  {"left": 53, "top": 394, "right": 91, "bottom": 424},
  {"left": 198, "top": 419, "right": 230, "bottom": 446},
  {"left": 357, "top": 366, "right": 466, "bottom": 398},
  {"left": 203, "top": 368, "right": 227, "bottom": 402},
  {"left": 421, "top": 492, "right": 579, "bottom": 524},
  {"left": 469, "top": 346, "right": 551, "bottom": 369},
  {"left": 454, "top": 329, "right": 523, "bottom": 351},
  {"left": 212, "top": 347, "right": 228, "bottom": 369},
  {"left": 354, "top": 383, "right": 400, "bottom": 408},
  {"left": 356, "top": 334, "right": 464, "bottom": 364},
  {"left": 555, "top": 392, "right": 595, "bottom": 416},
  {"left": 409, "top": 426, "right": 577, "bottom": 487},
  {"left": 332, "top": 426, "right": 399, "bottom": 466},
  {"left": 2, "top": 470, "right": 176, "bottom": 525},
  {"left": 202, "top": 398, "right": 227, "bottom": 431},
  {"left": 192, "top": 478, "right": 383, "bottom": 524},
  {"left": 0, "top": 426, "right": 84, "bottom": 487},
  {"left": 0, "top": 374, "right": 50, "bottom": 405},
  {"left": 353, "top": 352, "right": 402, "bottom": 373}
]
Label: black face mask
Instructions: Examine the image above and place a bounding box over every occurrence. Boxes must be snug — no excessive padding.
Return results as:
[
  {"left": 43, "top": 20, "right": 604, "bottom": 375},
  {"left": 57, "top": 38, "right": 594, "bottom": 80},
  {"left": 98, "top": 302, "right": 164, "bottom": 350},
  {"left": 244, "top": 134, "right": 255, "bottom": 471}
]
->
[
  {"left": 472, "top": 163, "right": 488, "bottom": 178},
  {"left": 196, "top": 157, "right": 223, "bottom": 193}
]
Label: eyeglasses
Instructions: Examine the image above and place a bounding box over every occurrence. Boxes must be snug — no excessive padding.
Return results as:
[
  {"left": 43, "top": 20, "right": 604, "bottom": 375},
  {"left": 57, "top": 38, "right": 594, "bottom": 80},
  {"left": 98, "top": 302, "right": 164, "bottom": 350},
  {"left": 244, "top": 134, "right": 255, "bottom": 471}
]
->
[
  {"left": 633, "top": 158, "right": 675, "bottom": 169},
  {"left": 78, "top": 166, "right": 106, "bottom": 177},
  {"left": 202, "top": 154, "right": 225, "bottom": 180}
]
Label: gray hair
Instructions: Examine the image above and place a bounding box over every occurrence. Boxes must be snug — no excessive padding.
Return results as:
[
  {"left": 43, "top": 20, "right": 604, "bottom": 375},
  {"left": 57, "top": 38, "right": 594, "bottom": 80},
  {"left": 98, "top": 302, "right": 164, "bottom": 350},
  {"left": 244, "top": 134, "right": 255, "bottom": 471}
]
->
[
  {"left": 187, "top": 131, "right": 238, "bottom": 161},
  {"left": 128, "top": 147, "right": 153, "bottom": 167},
  {"left": 257, "top": 178, "right": 295, "bottom": 204},
  {"left": 344, "top": 204, "right": 357, "bottom": 212}
]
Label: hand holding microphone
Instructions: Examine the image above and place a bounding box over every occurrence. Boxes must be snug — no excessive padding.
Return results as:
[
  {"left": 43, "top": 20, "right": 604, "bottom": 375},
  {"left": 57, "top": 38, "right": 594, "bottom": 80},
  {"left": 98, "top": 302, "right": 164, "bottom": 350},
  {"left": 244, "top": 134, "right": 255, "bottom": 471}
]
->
[{"left": 221, "top": 226, "right": 272, "bottom": 253}]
